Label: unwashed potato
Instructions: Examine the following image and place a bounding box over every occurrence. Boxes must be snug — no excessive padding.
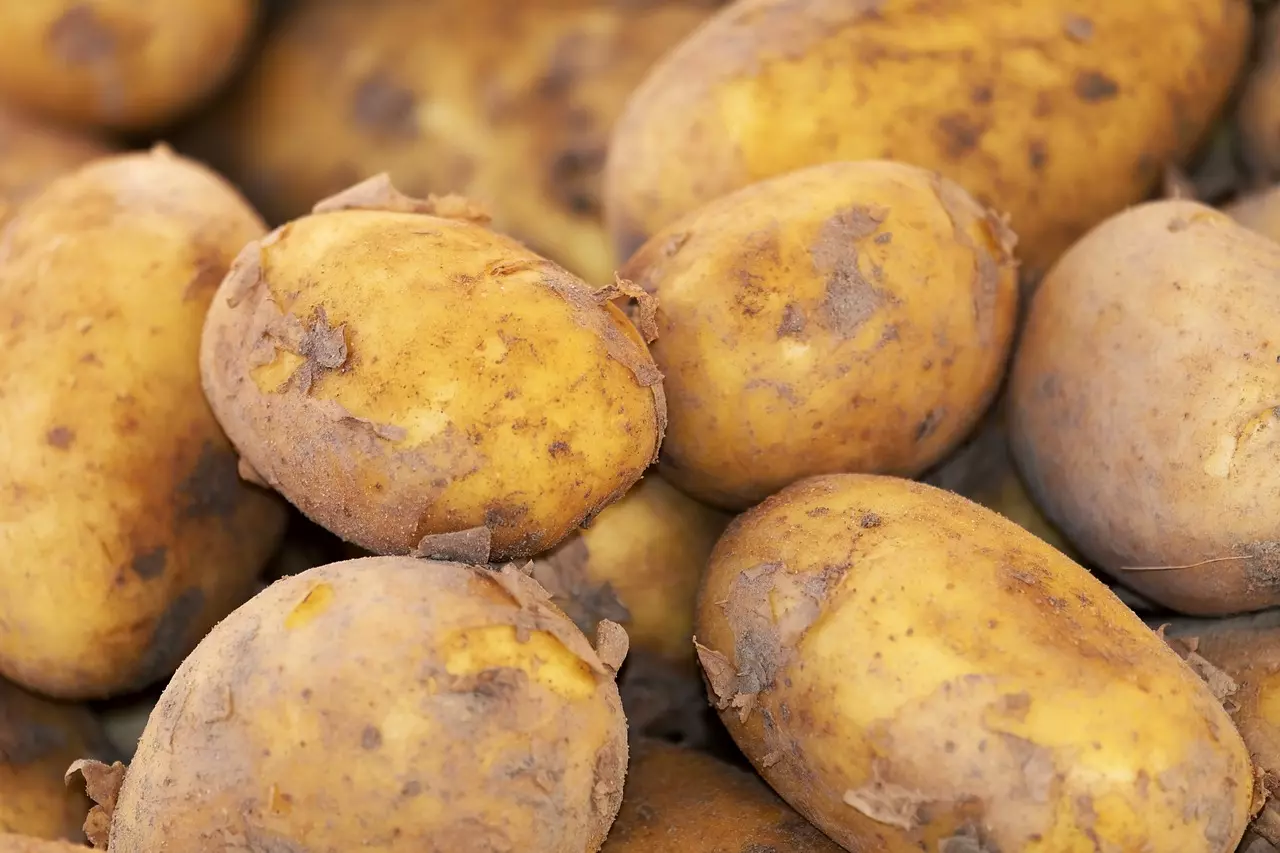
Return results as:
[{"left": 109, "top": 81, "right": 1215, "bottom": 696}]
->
[
  {"left": 88, "top": 557, "right": 629, "bottom": 853},
  {"left": 602, "top": 740, "right": 842, "bottom": 852},
  {"left": 1240, "top": 7, "right": 1280, "bottom": 181},
  {"left": 200, "top": 174, "right": 666, "bottom": 561},
  {"left": 620, "top": 159, "right": 1017, "bottom": 510},
  {"left": 1225, "top": 185, "right": 1280, "bottom": 243},
  {"left": 0, "top": 106, "right": 113, "bottom": 228},
  {"left": 1, "top": 680, "right": 111, "bottom": 841},
  {"left": 694, "top": 473, "right": 1253, "bottom": 852},
  {"left": 0, "top": 147, "right": 288, "bottom": 699},
  {"left": 1009, "top": 200, "right": 1280, "bottom": 616},
  {"left": 0, "top": 836, "right": 89, "bottom": 852},
  {"left": 605, "top": 0, "right": 1251, "bottom": 286},
  {"left": 0, "top": 0, "right": 257, "bottom": 131},
  {"left": 183, "top": 0, "right": 722, "bottom": 285}
]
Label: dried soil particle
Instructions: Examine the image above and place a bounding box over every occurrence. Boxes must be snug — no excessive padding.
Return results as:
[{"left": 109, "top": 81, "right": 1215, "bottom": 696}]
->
[
  {"left": 595, "top": 276, "right": 659, "bottom": 344},
  {"left": 776, "top": 302, "right": 807, "bottom": 337},
  {"left": 67, "top": 759, "right": 127, "bottom": 850},
  {"left": 272, "top": 306, "right": 349, "bottom": 395},
  {"left": 937, "top": 112, "right": 987, "bottom": 158},
  {"left": 45, "top": 426, "right": 75, "bottom": 449},
  {"left": 1074, "top": 71, "right": 1120, "bottom": 102},
  {"left": 1165, "top": 636, "right": 1239, "bottom": 701},
  {"left": 842, "top": 765, "right": 932, "bottom": 831},
  {"left": 810, "top": 206, "right": 890, "bottom": 338},
  {"left": 411, "top": 526, "right": 493, "bottom": 564},
  {"left": 483, "top": 563, "right": 611, "bottom": 676}
]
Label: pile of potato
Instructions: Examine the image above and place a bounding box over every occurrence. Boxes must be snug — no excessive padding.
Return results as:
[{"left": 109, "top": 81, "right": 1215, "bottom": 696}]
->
[{"left": 2, "top": 0, "right": 1280, "bottom": 851}]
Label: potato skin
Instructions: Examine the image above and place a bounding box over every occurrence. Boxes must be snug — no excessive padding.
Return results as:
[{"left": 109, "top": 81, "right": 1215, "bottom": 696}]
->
[
  {"left": 620, "top": 160, "right": 1017, "bottom": 510},
  {"left": 0, "top": 106, "right": 112, "bottom": 228},
  {"left": 1009, "top": 200, "right": 1280, "bottom": 615},
  {"left": 108, "top": 557, "right": 629, "bottom": 853},
  {"left": 1225, "top": 185, "right": 1280, "bottom": 244},
  {"left": 200, "top": 177, "right": 666, "bottom": 560},
  {"left": 695, "top": 474, "right": 1252, "bottom": 852},
  {"left": 0, "top": 836, "right": 91, "bottom": 853},
  {"left": 605, "top": 0, "right": 1250, "bottom": 283},
  {"left": 0, "top": 0, "right": 256, "bottom": 131},
  {"left": 0, "top": 148, "right": 287, "bottom": 699}
]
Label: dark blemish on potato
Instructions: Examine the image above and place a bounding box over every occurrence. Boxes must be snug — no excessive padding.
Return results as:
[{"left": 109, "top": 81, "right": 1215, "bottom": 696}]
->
[
  {"left": 1063, "top": 15, "right": 1094, "bottom": 41},
  {"left": 80, "top": 352, "right": 101, "bottom": 365},
  {"left": 548, "top": 441, "right": 571, "bottom": 458},
  {"left": 806, "top": 507, "right": 830, "bottom": 517},
  {"left": 914, "top": 409, "right": 943, "bottom": 441},
  {"left": 47, "top": 4, "right": 115, "bottom": 66},
  {"left": 178, "top": 442, "right": 242, "bottom": 520},
  {"left": 530, "top": 536, "right": 631, "bottom": 637},
  {"left": 361, "top": 725, "right": 383, "bottom": 750},
  {"left": 401, "top": 780, "right": 422, "bottom": 797},
  {"left": 129, "top": 546, "right": 167, "bottom": 581},
  {"left": 1027, "top": 139, "right": 1048, "bottom": 171},
  {"left": 969, "top": 84, "right": 993, "bottom": 105},
  {"left": 776, "top": 303, "right": 806, "bottom": 337},
  {"left": 182, "top": 251, "right": 227, "bottom": 302},
  {"left": 936, "top": 112, "right": 986, "bottom": 158},
  {"left": 126, "top": 587, "right": 205, "bottom": 691},
  {"left": 351, "top": 72, "right": 419, "bottom": 139},
  {"left": 1074, "top": 71, "right": 1120, "bottom": 103},
  {"left": 549, "top": 144, "right": 606, "bottom": 217},
  {"left": 45, "top": 426, "right": 75, "bottom": 449},
  {"left": 874, "top": 232, "right": 892, "bottom": 244},
  {"left": 810, "top": 206, "right": 889, "bottom": 337},
  {"left": 860, "top": 512, "right": 882, "bottom": 528},
  {"left": 0, "top": 720, "right": 67, "bottom": 764},
  {"left": 279, "top": 307, "right": 349, "bottom": 395},
  {"left": 1037, "top": 373, "right": 1060, "bottom": 398}
]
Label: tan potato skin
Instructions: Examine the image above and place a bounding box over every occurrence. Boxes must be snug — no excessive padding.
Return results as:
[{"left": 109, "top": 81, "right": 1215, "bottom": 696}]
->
[
  {"left": 0, "top": 106, "right": 112, "bottom": 229},
  {"left": 620, "top": 160, "right": 1017, "bottom": 510},
  {"left": 1009, "top": 200, "right": 1280, "bottom": 616},
  {"left": 0, "top": 836, "right": 89, "bottom": 852},
  {"left": 0, "top": 0, "right": 256, "bottom": 131},
  {"left": 695, "top": 474, "right": 1253, "bottom": 853},
  {"left": 185, "top": 0, "right": 721, "bottom": 286},
  {"left": 1225, "top": 186, "right": 1280, "bottom": 244},
  {"left": 0, "top": 149, "right": 288, "bottom": 699},
  {"left": 200, "top": 178, "right": 666, "bottom": 561},
  {"left": 108, "top": 557, "right": 629, "bottom": 853},
  {"left": 605, "top": 0, "right": 1250, "bottom": 285}
]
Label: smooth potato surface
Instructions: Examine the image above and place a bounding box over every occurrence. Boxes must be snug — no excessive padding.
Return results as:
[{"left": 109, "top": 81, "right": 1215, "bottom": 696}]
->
[
  {"left": 0, "top": 106, "right": 112, "bottom": 228},
  {"left": 695, "top": 474, "right": 1253, "bottom": 852},
  {"left": 1009, "top": 200, "right": 1280, "bottom": 615}
]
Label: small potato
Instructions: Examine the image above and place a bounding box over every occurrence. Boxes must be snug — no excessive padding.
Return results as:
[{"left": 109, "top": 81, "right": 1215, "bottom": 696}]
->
[
  {"left": 619, "top": 160, "right": 1017, "bottom": 510},
  {"left": 0, "top": 148, "right": 288, "bottom": 699},
  {"left": 200, "top": 175, "right": 666, "bottom": 561},
  {"left": 0, "top": 106, "right": 112, "bottom": 228},
  {"left": 1009, "top": 200, "right": 1280, "bottom": 615},
  {"left": 0, "top": 836, "right": 91, "bottom": 853},
  {"left": 1225, "top": 185, "right": 1280, "bottom": 244},
  {"left": 93, "top": 557, "right": 629, "bottom": 853},
  {"left": 695, "top": 474, "right": 1253, "bottom": 852},
  {"left": 0, "top": 0, "right": 257, "bottom": 131}
]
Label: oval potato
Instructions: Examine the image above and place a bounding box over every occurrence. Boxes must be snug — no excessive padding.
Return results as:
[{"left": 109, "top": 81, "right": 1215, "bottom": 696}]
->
[{"left": 0, "top": 106, "right": 113, "bottom": 228}]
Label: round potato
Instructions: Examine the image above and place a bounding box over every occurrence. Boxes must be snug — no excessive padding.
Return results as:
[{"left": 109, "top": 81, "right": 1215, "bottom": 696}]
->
[
  {"left": 200, "top": 174, "right": 666, "bottom": 561},
  {"left": 695, "top": 474, "right": 1253, "bottom": 852},
  {"left": 0, "top": 106, "right": 112, "bottom": 228},
  {"left": 97, "top": 557, "right": 629, "bottom": 853},
  {"left": 0, "top": 147, "right": 288, "bottom": 699},
  {"left": 619, "top": 160, "right": 1017, "bottom": 510},
  {"left": 1225, "top": 185, "right": 1280, "bottom": 243},
  {"left": 1009, "top": 200, "right": 1280, "bottom": 615},
  {"left": 0, "top": 0, "right": 257, "bottom": 131},
  {"left": 605, "top": 0, "right": 1250, "bottom": 285}
]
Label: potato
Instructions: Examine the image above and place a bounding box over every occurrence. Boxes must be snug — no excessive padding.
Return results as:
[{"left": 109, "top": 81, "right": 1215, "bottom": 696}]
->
[
  {"left": 0, "top": 147, "right": 288, "bottom": 699},
  {"left": 602, "top": 740, "right": 842, "bottom": 852},
  {"left": 0, "top": 836, "right": 90, "bottom": 853},
  {"left": 200, "top": 174, "right": 666, "bottom": 561},
  {"left": 1240, "top": 7, "right": 1280, "bottom": 181},
  {"left": 182, "top": 0, "right": 722, "bottom": 286},
  {"left": 0, "top": 106, "right": 112, "bottom": 228},
  {"left": 605, "top": 0, "right": 1250, "bottom": 285},
  {"left": 1225, "top": 185, "right": 1280, "bottom": 244},
  {"left": 0, "top": 0, "right": 257, "bottom": 131},
  {"left": 88, "top": 557, "right": 629, "bottom": 853},
  {"left": 619, "top": 159, "right": 1017, "bottom": 510},
  {"left": 1009, "top": 200, "right": 1280, "bottom": 616},
  {"left": 694, "top": 473, "right": 1253, "bottom": 852}
]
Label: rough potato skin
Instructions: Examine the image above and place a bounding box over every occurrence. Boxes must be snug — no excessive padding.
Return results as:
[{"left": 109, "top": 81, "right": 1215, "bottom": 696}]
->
[
  {"left": 0, "top": 148, "right": 288, "bottom": 699},
  {"left": 620, "top": 160, "right": 1017, "bottom": 510},
  {"left": 0, "top": 106, "right": 112, "bottom": 228},
  {"left": 695, "top": 474, "right": 1253, "bottom": 852},
  {"left": 0, "top": 836, "right": 91, "bottom": 853},
  {"left": 200, "top": 176, "right": 666, "bottom": 561},
  {"left": 1225, "top": 185, "right": 1280, "bottom": 243},
  {"left": 0, "top": 0, "right": 256, "bottom": 131},
  {"left": 106, "top": 557, "right": 629, "bottom": 853},
  {"left": 605, "top": 0, "right": 1251, "bottom": 285},
  {"left": 1009, "top": 200, "right": 1280, "bottom": 615}
]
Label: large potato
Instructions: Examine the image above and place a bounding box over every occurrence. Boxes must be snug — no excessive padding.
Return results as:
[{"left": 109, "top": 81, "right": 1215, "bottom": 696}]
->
[
  {"left": 200, "top": 175, "right": 666, "bottom": 561},
  {"left": 0, "top": 0, "right": 257, "bottom": 131},
  {"left": 694, "top": 474, "right": 1253, "bottom": 852},
  {"left": 93, "top": 557, "right": 629, "bottom": 853},
  {"left": 619, "top": 160, "right": 1017, "bottom": 510},
  {"left": 0, "top": 106, "right": 112, "bottom": 228},
  {"left": 0, "top": 148, "right": 288, "bottom": 699},
  {"left": 605, "top": 0, "right": 1250, "bottom": 284},
  {"left": 1009, "top": 200, "right": 1280, "bottom": 616},
  {"left": 183, "top": 0, "right": 722, "bottom": 285}
]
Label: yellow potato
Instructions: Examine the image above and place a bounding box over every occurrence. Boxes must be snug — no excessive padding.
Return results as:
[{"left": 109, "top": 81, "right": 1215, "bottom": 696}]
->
[
  {"left": 0, "top": 106, "right": 113, "bottom": 228},
  {"left": 605, "top": 0, "right": 1251, "bottom": 284},
  {"left": 1009, "top": 200, "right": 1280, "bottom": 615},
  {"left": 619, "top": 159, "right": 1017, "bottom": 510},
  {"left": 200, "top": 175, "right": 666, "bottom": 561},
  {"left": 695, "top": 474, "right": 1253, "bottom": 852},
  {"left": 0, "top": 147, "right": 288, "bottom": 699},
  {"left": 1225, "top": 185, "right": 1280, "bottom": 243}
]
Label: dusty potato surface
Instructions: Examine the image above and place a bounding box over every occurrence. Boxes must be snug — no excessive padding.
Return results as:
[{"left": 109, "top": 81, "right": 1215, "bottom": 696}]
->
[
  {"left": 695, "top": 474, "right": 1253, "bottom": 852},
  {"left": 1009, "top": 199, "right": 1280, "bottom": 616},
  {"left": 0, "top": 106, "right": 112, "bottom": 228}
]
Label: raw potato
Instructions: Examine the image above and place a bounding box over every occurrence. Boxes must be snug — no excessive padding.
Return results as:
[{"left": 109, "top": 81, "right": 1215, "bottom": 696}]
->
[
  {"left": 694, "top": 474, "right": 1253, "bottom": 852},
  {"left": 1, "top": 680, "right": 110, "bottom": 841},
  {"left": 602, "top": 740, "right": 842, "bottom": 852},
  {"left": 1009, "top": 200, "right": 1280, "bottom": 615},
  {"left": 1240, "top": 7, "right": 1280, "bottom": 181},
  {"left": 0, "top": 148, "right": 288, "bottom": 699},
  {"left": 0, "top": 0, "right": 257, "bottom": 131},
  {"left": 1225, "top": 185, "right": 1280, "bottom": 243},
  {"left": 95, "top": 557, "right": 629, "bottom": 853},
  {"left": 200, "top": 174, "right": 666, "bottom": 561},
  {"left": 619, "top": 160, "right": 1017, "bottom": 510},
  {"left": 184, "top": 0, "right": 722, "bottom": 285},
  {"left": 605, "top": 0, "right": 1251, "bottom": 284},
  {"left": 0, "top": 106, "right": 112, "bottom": 228},
  {"left": 0, "top": 836, "right": 91, "bottom": 853}
]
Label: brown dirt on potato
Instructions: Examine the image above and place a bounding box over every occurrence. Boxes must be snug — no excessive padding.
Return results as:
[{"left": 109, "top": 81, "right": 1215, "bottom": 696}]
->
[
  {"left": 47, "top": 4, "right": 115, "bottom": 66},
  {"left": 178, "top": 442, "right": 243, "bottom": 519},
  {"left": 809, "top": 206, "right": 889, "bottom": 338},
  {"left": 529, "top": 535, "right": 632, "bottom": 639},
  {"left": 45, "top": 426, "right": 75, "bottom": 449},
  {"left": 595, "top": 276, "right": 659, "bottom": 343},
  {"left": 593, "top": 620, "right": 630, "bottom": 673},
  {"left": 129, "top": 546, "right": 167, "bottom": 580},
  {"left": 350, "top": 72, "right": 420, "bottom": 139},
  {"left": 66, "top": 759, "right": 125, "bottom": 850},
  {"left": 1073, "top": 71, "right": 1120, "bottom": 103},
  {"left": 483, "top": 563, "right": 615, "bottom": 676},
  {"left": 124, "top": 587, "right": 206, "bottom": 692},
  {"left": 842, "top": 761, "right": 932, "bottom": 831},
  {"left": 411, "top": 527, "right": 493, "bottom": 563},
  {"left": 1165, "top": 636, "right": 1240, "bottom": 701},
  {"left": 1062, "top": 15, "right": 1094, "bottom": 42},
  {"left": 311, "top": 173, "right": 491, "bottom": 224}
]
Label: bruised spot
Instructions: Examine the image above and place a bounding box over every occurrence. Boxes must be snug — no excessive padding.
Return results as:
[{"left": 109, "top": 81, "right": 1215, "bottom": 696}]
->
[
  {"left": 485, "top": 503, "right": 529, "bottom": 530},
  {"left": 47, "top": 4, "right": 116, "bottom": 66},
  {"left": 126, "top": 587, "right": 205, "bottom": 691},
  {"left": 860, "top": 512, "right": 882, "bottom": 528},
  {"left": 285, "top": 582, "right": 335, "bottom": 630},
  {"left": 45, "top": 426, "right": 75, "bottom": 449},
  {"left": 969, "top": 84, "right": 993, "bottom": 104},
  {"left": 361, "top": 725, "right": 383, "bottom": 750},
  {"left": 401, "top": 780, "right": 422, "bottom": 797},
  {"left": 351, "top": 72, "right": 419, "bottom": 138},
  {"left": 129, "top": 546, "right": 167, "bottom": 580},
  {"left": 936, "top": 112, "right": 986, "bottom": 158},
  {"left": 1027, "top": 139, "right": 1048, "bottom": 171},
  {"left": 178, "top": 442, "right": 242, "bottom": 519},
  {"left": 915, "top": 409, "right": 944, "bottom": 441},
  {"left": 1074, "top": 71, "right": 1119, "bottom": 102}
]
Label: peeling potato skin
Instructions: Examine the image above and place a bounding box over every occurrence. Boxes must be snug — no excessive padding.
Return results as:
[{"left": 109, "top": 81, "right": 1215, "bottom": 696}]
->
[
  {"left": 0, "top": 836, "right": 91, "bottom": 852},
  {"left": 200, "top": 191, "right": 665, "bottom": 560},
  {"left": 604, "top": 0, "right": 1251, "bottom": 286},
  {"left": 1009, "top": 200, "right": 1280, "bottom": 616},
  {"left": 695, "top": 474, "right": 1253, "bottom": 853},
  {"left": 0, "top": 106, "right": 113, "bottom": 229},
  {"left": 108, "top": 557, "right": 629, "bottom": 853},
  {"left": 0, "top": 149, "right": 288, "bottom": 699},
  {"left": 619, "top": 160, "right": 1017, "bottom": 510},
  {"left": 601, "top": 740, "right": 842, "bottom": 852},
  {"left": 1225, "top": 185, "right": 1280, "bottom": 243}
]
